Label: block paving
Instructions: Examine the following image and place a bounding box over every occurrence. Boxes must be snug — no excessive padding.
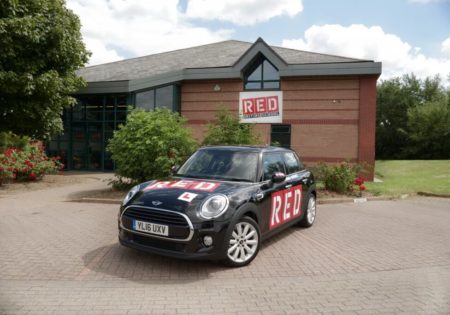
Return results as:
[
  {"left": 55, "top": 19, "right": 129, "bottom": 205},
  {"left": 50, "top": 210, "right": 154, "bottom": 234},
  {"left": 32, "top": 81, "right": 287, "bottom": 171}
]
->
[{"left": 0, "top": 176, "right": 449, "bottom": 314}]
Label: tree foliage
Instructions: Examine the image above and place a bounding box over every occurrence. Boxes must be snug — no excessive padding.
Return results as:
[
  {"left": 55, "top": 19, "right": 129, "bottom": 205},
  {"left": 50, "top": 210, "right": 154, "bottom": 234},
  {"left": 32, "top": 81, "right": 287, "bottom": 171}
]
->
[
  {"left": 202, "top": 108, "right": 261, "bottom": 146},
  {"left": 0, "top": 0, "right": 90, "bottom": 139},
  {"left": 376, "top": 74, "right": 449, "bottom": 159},
  {"left": 107, "top": 109, "right": 198, "bottom": 184},
  {"left": 405, "top": 100, "right": 450, "bottom": 158}
]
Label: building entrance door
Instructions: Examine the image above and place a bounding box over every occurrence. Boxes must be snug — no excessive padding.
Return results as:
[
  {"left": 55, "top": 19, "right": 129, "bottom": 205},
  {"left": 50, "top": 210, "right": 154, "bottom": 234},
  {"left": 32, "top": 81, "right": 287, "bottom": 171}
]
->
[{"left": 71, "top": 122, "right": 103, "bottom": 170}]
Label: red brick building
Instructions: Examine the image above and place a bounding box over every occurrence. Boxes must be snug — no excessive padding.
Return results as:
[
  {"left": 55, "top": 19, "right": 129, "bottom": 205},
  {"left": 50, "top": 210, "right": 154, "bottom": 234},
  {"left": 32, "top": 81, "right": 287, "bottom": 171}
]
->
[{"left": 51, "top": 38, "right": 381, "bottom": 179}]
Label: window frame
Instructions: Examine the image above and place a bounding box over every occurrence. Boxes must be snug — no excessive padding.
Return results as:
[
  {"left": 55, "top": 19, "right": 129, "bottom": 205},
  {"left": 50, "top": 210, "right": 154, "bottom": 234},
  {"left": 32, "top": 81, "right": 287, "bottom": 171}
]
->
[{"left": 244, "top": 56, "right": 280, "bottom": 91}]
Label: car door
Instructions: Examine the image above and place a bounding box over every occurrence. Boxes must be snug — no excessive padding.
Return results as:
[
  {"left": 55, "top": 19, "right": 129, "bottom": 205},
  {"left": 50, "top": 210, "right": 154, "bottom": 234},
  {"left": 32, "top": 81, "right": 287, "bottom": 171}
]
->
[
  {"left": 257, "top": 152, "right": 292, "bottom": 238},
  {"left": 282, "top": 151, "right": 310, "bottom": 218}
]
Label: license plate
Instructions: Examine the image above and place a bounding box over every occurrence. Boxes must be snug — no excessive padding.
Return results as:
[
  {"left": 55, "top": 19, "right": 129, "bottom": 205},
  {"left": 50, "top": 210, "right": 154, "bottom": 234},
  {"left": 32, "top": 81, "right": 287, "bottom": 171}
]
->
[{"left": 133, "top": 220, "right": 169, "bottom": 236}]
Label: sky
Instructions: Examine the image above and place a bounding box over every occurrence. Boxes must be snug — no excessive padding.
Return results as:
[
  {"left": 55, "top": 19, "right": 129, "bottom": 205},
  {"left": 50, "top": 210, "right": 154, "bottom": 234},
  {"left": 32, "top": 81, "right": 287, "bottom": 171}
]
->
[{"left": 66, "top": 0, "right": 450, "bottom": 82}]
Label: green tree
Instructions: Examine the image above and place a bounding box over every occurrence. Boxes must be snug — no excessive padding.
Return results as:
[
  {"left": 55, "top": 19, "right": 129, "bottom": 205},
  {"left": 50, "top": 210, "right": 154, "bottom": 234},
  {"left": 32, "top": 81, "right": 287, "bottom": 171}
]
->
[
  {"left": 405, "top": 99, "right": 450, "bottom": 159},
  {"left": 0, "top": 0, "right": 90, "bottom": 139},
  {"left": 376, "top": 74, "right": 447, "bottom": 158},
  {"left": 202, "top": 108, "right": 261, "bottom": 146},
  {"left": 107, "top": 109, "right": 197, "bottom": 184}
]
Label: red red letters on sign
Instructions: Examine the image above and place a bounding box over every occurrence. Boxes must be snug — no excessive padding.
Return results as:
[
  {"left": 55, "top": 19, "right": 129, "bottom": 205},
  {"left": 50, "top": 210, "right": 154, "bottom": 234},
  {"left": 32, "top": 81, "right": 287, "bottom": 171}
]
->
[
  {"left": 242, "top": 96, "right": 279, "bottom": 115},
  {"left": 144, "top": 180, "right": 220, "bottom": 192},
  {"left": 269, "top": 185, "right": 302, "bottom": 230}
]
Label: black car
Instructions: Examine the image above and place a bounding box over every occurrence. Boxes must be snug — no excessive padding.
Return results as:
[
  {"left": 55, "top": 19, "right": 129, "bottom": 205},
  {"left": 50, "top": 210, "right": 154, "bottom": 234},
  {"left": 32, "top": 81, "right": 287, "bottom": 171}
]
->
[{"left": 118, "top": 146, "right": 316, "bottom": 267}]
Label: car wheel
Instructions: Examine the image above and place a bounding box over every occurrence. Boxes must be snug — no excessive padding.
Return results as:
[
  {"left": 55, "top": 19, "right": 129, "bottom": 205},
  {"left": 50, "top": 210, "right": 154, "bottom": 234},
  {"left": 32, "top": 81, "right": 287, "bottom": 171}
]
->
[
  {"left": 298, "top": 193, "right": 316, "bottom": 228},
  {"left": 223, "top": 216, "right": 260, "bottom": 267}
]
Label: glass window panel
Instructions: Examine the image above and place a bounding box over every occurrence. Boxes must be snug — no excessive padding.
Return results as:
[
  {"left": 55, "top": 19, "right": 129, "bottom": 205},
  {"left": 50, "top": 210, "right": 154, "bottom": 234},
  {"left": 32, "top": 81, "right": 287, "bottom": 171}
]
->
[
  {"left": 263, "top": 81, "right": 280, "bottom": 89},
  {"left": 262, "top": 153, "right": 286, "bottom": 181},
  {"left": 247, "top": 64, "right": 262, "bottom": 81},
  {"left": 72, "top": 100, "right": 84, "bottom": 121},
  {"left": 116, "top": 111, "right": 127, "bottom": 122},
  {"left": 116, "top": 94, "right": 128, "bottom": 111},
  {"left": 284, "top": 152, "right": 300, "bottom": 174},
  {"left": 244, "top": 82, "right": 262, "bottom": 90},
  {"left": 263, "top": 60, "right": 279, "bottom": 81},
  {"left": 155, "top": 85, "right": 173, "bottom": 110},
  {"left": 136, "top": 90, "right": 154, "bottom": 110}
]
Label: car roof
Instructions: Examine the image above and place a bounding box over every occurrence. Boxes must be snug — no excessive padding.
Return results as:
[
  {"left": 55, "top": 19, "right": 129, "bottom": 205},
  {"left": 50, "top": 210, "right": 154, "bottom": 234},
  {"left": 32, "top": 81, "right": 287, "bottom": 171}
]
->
[{"left": 199, "top": 145, "right": 294, "bottom": 153}]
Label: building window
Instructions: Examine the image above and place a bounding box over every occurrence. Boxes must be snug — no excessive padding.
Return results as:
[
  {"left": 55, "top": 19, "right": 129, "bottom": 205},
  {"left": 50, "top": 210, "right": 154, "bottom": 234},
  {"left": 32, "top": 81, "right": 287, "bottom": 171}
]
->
[
  {"left": 271, "top": 124, "right": 291, "bottom": 148},
  {"left": 135, "top": 85, "right": 177, "bottom": 111},
  {"left": 244, "top": 55, "right": 280, "bottom": 90}
]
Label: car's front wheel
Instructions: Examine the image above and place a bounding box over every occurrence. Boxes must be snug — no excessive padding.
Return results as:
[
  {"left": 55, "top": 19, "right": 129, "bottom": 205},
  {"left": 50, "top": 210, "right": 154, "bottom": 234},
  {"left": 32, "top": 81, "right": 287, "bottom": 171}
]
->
[{"left": 222, "top": 216, "right": 260, "bottom": 267}]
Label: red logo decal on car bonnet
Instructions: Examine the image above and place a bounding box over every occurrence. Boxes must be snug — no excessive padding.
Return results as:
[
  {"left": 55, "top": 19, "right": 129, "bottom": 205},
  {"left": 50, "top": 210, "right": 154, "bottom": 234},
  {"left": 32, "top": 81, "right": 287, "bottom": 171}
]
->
[
  {"left": 144, "top": 180, "right": 220, "bottom": 192},
  {"left": 270, "top": 185, "right": 302, "bottom": 230}
]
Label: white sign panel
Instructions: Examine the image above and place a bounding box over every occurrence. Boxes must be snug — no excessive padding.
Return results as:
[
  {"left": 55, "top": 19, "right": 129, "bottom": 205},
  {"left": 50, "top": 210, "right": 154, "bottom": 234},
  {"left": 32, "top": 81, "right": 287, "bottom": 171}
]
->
[{"left": 239, "top": 91, "right": 283, "bottom": 123}]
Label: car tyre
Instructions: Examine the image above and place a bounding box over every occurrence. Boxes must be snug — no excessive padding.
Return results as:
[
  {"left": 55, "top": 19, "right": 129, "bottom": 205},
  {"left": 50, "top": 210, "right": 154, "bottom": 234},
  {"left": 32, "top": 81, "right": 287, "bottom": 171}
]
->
[
  {"left": 298, "top": 193, "right": 316, "bottom": 228},
  {"left": 222, "top": 216, "right": 260, "bottom": 267}
]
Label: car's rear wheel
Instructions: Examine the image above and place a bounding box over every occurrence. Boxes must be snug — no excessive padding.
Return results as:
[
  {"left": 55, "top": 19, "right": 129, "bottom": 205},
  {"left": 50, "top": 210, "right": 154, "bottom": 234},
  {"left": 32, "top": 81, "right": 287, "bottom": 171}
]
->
[
  {"left": 223, "top": 216, "right": 260, "bottom": 267},
  {"left": 298, "top": 193, "right": 316, "bottom": 227}
]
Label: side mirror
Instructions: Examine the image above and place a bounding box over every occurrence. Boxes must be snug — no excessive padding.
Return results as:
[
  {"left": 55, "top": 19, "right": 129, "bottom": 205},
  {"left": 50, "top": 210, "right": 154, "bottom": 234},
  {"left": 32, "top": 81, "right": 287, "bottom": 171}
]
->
[
  {"left": 171, "top": 165, "right": 180, "bottom": 175},
  {"left": 271, "top": 172, "right": 286, "bottom": 184}
]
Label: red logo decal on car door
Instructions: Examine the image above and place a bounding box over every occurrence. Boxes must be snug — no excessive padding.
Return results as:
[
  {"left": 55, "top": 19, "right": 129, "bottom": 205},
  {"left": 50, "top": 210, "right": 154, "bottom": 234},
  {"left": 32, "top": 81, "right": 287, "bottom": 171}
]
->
[{"left": 270, "top": 185, "right": 302, "bottom": 230}]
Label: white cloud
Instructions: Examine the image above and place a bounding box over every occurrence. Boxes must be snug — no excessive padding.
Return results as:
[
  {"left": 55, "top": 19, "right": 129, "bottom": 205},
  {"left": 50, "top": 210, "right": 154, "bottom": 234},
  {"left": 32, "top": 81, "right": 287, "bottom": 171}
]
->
[
  {"left": 282, "top": 24, "right": 450, "bottom": 81},
  {"left": 67, "top": 0, "right": 233, "bottom": 66},
  {"left": 185, "top": 0, "right": 303, "bottom": 26},
  {"left": 442, "top": 36, "right": 450, "bottom": 54}
]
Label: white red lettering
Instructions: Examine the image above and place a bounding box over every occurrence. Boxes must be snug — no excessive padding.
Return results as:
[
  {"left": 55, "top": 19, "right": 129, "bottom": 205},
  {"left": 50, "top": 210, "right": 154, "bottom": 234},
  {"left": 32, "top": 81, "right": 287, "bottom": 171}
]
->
[
  {"left": 170, "top": 180, "right": 194, "bottom": 188},
  {"left": 293, "top": 188, "right": 302, "bottom": 216},
  {"left": 283, "top": 191, "right": 292, "bottom": 221},
  {"left": 267, "top": 96, "right": 278, "bottom": 112},
  {"left": 271, "top": 195, "right": 282, "bottom": 227},
  {"left": 269, "top": 185, "right": 302, "bottom": 230},
  {"left": 144, "top": 180, "right": 220, "bottom": 192},
  {"left": 243, "top": 99, "right": 253, "bottom": 114},
  {"left": 256, "top": 98, "right": 265, "bottom": 113}
]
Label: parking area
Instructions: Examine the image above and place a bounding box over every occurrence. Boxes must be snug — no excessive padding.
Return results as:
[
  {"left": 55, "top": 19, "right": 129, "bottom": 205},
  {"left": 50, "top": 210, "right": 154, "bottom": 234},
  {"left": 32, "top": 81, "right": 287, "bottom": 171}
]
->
[{"left": 1, "top": 177, "right": 450, "bottom": 314}]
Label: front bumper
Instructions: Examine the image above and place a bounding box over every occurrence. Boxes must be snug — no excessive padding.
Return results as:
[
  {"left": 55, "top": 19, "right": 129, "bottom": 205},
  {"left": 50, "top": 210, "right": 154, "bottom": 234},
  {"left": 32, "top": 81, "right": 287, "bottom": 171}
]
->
[{"left": 118, "top": 220, "right": 231, "bottom": 261}]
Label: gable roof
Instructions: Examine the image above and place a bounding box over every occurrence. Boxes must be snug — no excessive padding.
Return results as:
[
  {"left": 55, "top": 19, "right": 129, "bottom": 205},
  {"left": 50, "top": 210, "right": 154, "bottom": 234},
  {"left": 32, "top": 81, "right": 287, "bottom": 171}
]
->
[{"left": 77, "top": 38, "right": 381, "bottom": 94}]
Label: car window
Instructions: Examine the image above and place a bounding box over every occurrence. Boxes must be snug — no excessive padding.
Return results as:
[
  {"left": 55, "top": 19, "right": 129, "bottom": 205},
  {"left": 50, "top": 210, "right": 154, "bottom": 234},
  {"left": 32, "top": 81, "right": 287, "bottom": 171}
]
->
[
  {"left": 283, "top": 152, "right": 302, "bottom": 174},
  {"left": 177, "top": 149, "right": 259, "bottom": 182},
  {"left": 262, "top": 153, "right": 286, "bottom": 181}
]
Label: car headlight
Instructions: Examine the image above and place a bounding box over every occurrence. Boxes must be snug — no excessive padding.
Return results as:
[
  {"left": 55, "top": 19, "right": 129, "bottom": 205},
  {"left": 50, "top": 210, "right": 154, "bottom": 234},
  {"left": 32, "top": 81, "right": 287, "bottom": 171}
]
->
[
  {"left": 123, "top": 185, "right": 140, "bottom": 205},
  {"left": 200, "top": 194, "right": 229, "bottom": 219}
]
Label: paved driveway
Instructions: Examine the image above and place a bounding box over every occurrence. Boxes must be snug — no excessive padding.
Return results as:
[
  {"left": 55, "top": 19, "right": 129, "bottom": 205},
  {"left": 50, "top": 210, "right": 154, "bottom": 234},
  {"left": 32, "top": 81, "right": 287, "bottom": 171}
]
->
[{"left": 1, "top": 177, "right": 449, "bottom": 314}]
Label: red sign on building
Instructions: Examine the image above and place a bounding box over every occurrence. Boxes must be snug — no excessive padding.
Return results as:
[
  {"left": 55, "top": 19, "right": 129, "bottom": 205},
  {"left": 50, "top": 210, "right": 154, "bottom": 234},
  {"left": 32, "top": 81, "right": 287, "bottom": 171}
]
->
[{"left": 239, "top": 91, "right": 283, "bottom": 123}]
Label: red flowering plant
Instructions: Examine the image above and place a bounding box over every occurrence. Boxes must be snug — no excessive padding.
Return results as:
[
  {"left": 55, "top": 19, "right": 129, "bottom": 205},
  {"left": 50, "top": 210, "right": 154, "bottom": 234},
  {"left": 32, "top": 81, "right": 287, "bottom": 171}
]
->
[
  {"left": 354, "top": 176, "right": 366, "bottom": 197},
  {"left": 0, "top": 141, "right": 63, "bottom": 185}
]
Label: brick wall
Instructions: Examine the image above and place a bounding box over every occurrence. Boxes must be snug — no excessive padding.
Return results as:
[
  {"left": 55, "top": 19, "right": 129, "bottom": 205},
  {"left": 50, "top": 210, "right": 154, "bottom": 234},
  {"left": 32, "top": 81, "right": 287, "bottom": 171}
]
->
[{"left": 181, "top": 76, "right": 376, "bottom": 180}]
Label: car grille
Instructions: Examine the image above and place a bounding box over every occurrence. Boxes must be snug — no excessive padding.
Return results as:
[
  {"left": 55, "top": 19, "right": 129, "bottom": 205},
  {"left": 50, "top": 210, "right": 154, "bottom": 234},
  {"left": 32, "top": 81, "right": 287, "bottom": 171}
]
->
[
  {"left": 124, "top": 207, "right": 188, "bottom": 226},
  {"left": 121, "top": 206, "right": 192, "bottom": 241}
]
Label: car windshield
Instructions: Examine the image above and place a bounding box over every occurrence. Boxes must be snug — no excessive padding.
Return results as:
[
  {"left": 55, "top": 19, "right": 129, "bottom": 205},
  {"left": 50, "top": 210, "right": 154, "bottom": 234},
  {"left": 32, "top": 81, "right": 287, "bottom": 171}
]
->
[{"left": 177, "top": 149, "right": 259, "bottom": 182}]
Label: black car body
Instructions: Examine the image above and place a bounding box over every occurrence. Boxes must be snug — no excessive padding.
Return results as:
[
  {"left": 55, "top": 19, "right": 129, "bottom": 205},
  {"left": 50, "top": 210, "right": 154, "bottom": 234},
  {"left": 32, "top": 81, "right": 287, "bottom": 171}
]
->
[{"left": 118, "top": 146, "right": 316, "bottom": 267}]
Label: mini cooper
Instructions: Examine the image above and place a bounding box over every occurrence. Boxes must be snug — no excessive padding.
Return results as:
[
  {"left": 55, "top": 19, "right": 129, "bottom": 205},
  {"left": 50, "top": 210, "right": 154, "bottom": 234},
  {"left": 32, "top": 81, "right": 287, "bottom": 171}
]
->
[{"left": 118, "top": 146, "right": 316, "bottom": 267}]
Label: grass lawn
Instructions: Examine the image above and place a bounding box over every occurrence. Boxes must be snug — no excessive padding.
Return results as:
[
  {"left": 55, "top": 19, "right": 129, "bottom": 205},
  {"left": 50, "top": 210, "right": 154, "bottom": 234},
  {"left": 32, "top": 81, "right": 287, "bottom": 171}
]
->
[{"left": 365, "top": 160, "right": 450, "bottom": 196}]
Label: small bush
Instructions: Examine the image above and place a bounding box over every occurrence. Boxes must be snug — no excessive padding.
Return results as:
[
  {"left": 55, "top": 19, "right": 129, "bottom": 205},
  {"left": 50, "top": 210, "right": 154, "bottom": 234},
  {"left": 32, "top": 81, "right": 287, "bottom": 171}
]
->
[
  {"left": 317, "top": 161, "right": 362, "bottom": 194},
  {"left": 107, "top": 108, "right": 197, "bottom": 184},
  {"left": 202, "top": 108, "right": 261, "bottom": 146},
  {"left": 0, "top": 140, "right": 63, "bottom": 185},
  {"left": 0, "top": 132, "right": 29, "bottom": 151}
]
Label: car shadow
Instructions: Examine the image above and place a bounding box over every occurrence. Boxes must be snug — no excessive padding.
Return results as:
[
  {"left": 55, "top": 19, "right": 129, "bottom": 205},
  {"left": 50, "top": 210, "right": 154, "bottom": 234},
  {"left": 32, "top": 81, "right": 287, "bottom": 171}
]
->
[{"left": 81, "top": 225, "right": 305, "bottom": 284}]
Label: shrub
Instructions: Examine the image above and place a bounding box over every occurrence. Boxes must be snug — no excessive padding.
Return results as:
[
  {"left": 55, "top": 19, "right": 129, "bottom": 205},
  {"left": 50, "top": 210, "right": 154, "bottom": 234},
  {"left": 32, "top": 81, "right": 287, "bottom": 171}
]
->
[
  {"left": 107, "top": 108, "right": 197, "bottom": 184},
  {"left": 317, "top": 161, "right": 363, "bottom": 194},
  {"left": 0, "top": 141, "right": 63, "bottom": 185},
  {"left": 202, "top": 108, "right": 261, "bottom": 146},
  {"left": 0, "top": 132, "right": 29, "bottom": 151}
]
